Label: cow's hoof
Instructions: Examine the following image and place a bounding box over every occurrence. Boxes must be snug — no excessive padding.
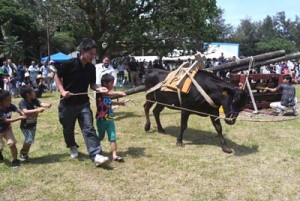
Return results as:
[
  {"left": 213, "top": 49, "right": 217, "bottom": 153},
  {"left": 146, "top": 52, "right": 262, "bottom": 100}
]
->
[
  {"left": 176, "top": 141, "right": 184, "bottom": 147},
  {"left": 144, "top": 123, "right": 151, "bottom": 131},
  {"left": 157, "top": 128, "right": 166, "bottom": 134},
  {"left": 222, "top": 146, "right": 233, "bottom": 153}
]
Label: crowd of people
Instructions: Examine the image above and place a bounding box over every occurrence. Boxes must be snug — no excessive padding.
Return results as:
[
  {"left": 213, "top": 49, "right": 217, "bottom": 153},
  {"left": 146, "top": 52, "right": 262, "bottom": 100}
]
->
[
  {"left": 110, "top": 54, "right": 300, "bottom": 86},
  {"left": 1, "top": 41, "right": 299, "bottom": 168},
  {"left": 259, "top": 60, "right": 300, "bottom": 84},
  {"left": 0, "top": 59, "right": 57, "bottom": 99}
]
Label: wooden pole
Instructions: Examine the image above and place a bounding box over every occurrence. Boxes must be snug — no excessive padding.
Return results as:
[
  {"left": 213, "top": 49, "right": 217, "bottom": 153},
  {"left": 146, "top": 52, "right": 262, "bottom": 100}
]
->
[
  {"left": 231, "top": 52, "right": 300, "bottom": 73},
  {"left": 206, "top": 50, "right": 285, "bottom": 73},
  {"left": 111, "top": 85, "right": 145, "bottom": 99}
]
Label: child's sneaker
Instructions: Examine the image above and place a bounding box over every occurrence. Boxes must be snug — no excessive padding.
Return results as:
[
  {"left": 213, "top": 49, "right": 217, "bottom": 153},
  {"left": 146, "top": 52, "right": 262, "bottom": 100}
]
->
[
  {"left": 70, "top": 146, "right": 78, "bottom": 158},
  {"left": 12, "top": 159, "right": 20, "bottom": 169},
  {"left": 20, "top": 153, "right": 29, "bottom": 162},
  {"left": 0, "top": 152, "right": 3, "bottom": 163},
  {"left": 94, "top": 154, "right": 109, "bottom": 167},
  {"left": 113, "top": 156, "right": 124, "bottom": 162}
]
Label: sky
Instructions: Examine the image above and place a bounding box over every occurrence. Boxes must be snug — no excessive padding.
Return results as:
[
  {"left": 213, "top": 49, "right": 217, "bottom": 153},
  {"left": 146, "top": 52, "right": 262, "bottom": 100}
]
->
[{"left": 217, "top": 0, "right": 299, "bottom": 27}]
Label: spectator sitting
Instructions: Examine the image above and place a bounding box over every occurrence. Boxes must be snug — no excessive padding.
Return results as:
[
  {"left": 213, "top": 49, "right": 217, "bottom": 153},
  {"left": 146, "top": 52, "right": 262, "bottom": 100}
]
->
[
  {"left": 34, "top": 75, "right": 48, "bottom": 98},
  {"left": 264, "top": 74, "right": 298, "bottom": 116}
]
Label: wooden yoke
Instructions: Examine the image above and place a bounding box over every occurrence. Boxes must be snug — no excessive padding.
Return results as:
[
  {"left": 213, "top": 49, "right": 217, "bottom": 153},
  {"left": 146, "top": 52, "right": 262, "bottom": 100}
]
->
[{"left": 176, "top": 53, "right": 206, "bottom": 93}]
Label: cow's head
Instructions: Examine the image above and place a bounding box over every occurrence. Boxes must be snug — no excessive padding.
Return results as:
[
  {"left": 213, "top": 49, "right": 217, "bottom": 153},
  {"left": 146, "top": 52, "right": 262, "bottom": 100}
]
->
[{"left": 221, "top": 87, "right": 248, "bottom": 125}]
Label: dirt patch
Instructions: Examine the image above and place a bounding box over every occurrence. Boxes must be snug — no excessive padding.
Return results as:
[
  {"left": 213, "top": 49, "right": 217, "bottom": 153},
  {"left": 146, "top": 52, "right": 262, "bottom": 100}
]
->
[{"left": 238, "top": 103, "right": 300, "bottom": 122}]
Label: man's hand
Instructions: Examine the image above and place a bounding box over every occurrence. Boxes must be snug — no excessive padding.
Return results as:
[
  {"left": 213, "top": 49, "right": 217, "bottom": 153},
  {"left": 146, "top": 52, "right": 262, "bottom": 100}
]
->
[
  {"left": 96, "top": 87, "right": 108, "bottom": 93},
  {"left": 20, "top": 115, "right": 26, "bottom": 120},
  {"left": 61, "top": 91, "right": 71, "bottom": 99},
  {"left": 39, "top": 108, "right": 45, "bottom": 113},
  {"left": 117, "top": 91, "right": 126, "bottom": 97}
]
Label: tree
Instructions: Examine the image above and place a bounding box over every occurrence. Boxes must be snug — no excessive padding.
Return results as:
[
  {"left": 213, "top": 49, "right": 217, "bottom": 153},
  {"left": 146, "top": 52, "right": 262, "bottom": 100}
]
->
[
  {"left": 51, "top": 32, "right": 76, "bottom": 53},
  {"left": 47, "top": 0, "right": 220, "bottom": 58},
  {"left": 0, "top": 35, "right": 24, "bottom": 62},
  {"left": 273, "top": 12, "right": 293, "bottom": 40},
  {"left": 208, "top": 8, "right": 234, "bottom": 43},
  {"left": 231, "top": 18, "right": 259, "bottom": 56},
  {"left": 289, "top": 16, "right": 300, "bottom": 50},
  {"left": 256, "top": 37, "right": 297, "bottom": 54},
  {"left": 0, "top": 0, "right": 43, "bottom": 63},
  {"left": 256, "top": 15, "right": 277, "bottom": 41}
]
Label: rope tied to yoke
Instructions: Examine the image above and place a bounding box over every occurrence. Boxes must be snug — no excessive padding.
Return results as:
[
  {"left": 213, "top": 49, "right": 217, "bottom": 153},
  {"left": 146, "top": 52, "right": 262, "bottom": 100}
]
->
[{"left": 145, "top": 98, "right": 235, "bottom": 121}]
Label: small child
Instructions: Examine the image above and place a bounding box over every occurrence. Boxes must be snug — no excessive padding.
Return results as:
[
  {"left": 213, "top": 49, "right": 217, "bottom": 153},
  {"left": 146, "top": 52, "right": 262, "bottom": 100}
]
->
[
  {"left": 34, "top": 75, "right": 48, "bottom": 98},
  {"left": 96, "top": 73, "right": 126, "bottom": 162},
  {"left": 0, "top": 89, "right": 26, "bottom": 168},
  {"left": 18, "top": 85, "right": 52, "bottom": 162}
]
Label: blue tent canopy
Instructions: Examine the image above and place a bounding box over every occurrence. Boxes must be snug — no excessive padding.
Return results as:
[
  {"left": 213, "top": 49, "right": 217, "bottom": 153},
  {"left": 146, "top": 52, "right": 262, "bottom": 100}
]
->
[{"left": 41, "top": 52, "right": 72, "bottom": 63}]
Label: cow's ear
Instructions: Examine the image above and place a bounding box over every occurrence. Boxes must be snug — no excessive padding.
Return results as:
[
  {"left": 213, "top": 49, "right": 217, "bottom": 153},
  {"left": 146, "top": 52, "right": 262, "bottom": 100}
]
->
[{"left": 222, "top": 89, "right": 228, "bottom": 96}]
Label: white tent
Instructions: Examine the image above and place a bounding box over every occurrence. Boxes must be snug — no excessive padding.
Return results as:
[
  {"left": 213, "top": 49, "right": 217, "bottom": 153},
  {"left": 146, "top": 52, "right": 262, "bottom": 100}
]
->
[
  {"left": 134, "top": 56, "right": 159, "bottom": 62},
  {"left": 68, "top": 51, "right": 79, "bottom": 58},
  {"left": 162, "top": 55, "right": 195, "bottom": 61},
  {"left": 203, "top": 46, "right": 237, "bottom": 59}
]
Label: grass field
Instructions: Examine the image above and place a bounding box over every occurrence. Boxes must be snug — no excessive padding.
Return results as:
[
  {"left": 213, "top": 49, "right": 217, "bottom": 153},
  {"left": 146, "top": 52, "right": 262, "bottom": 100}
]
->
[{"left": 0, "top": 86, "right": 300, "bottom": 201}]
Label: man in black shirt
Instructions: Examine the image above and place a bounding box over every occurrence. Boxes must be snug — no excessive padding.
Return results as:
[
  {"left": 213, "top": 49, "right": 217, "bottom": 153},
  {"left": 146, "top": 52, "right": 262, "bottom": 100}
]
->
[{"left": 54, "top": 38, "right": 109, "bottom": 166}]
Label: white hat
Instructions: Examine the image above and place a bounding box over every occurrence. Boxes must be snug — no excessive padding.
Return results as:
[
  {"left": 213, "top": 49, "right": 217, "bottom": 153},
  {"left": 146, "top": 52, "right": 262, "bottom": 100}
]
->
[
  {"left": 37, "top": 74, "right": 43, "bottom": 79},
  {"left": 25, "top": 72, "right": 30, "bottom": 77},
  {"left": 49, "top": 60, "right": 55, "bottom": 63}
]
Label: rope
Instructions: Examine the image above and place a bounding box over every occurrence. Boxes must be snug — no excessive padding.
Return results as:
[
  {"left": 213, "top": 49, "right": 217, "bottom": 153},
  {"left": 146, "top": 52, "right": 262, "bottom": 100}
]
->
[
  {"left": 145, "top": 99, "right": 235, "bottom": 121},
  {"left": 143, "top": 95, "right": 299, "bottom": 123},
  {"left": 242, "top": 56, "right": 254, "bottom": 90},
  {"left": 59, "top": 91, "right": 95, "bottom": 101},
  {"left": 50, "top": 91, "right": 299, "bottom": 123}
]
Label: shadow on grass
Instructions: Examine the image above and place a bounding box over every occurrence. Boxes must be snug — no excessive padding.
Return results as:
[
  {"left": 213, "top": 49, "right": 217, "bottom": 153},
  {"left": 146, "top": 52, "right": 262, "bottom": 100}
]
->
[
  {"left": 25, "top": 153, "right": 67, "bottom": 164},
  {"left": 76, "top": 152, "right": 115, "bottom": 170},
  {"left": 157, "top": 126, "right": 258, "bottom": 156},
  {"left": 118, "top": 147, "right": 146, "bottom": 158},
  {"left": 114, "top": 111, "right": 141, "bottom": 121},
  {"left": 114, "top": 111, "right": 180, "bottom": 121},
  {"left": 76, "top": 147, "right": 145, "bottom": 160},
  {"left": 75, "top": 148, "right": 146, "bottom": 170}
]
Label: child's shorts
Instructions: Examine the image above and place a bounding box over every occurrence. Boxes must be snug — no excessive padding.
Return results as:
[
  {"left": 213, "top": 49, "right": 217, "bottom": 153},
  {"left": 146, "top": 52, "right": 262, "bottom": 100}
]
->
[
  {"left": 0, "top": 127, "right": 17, "bottom": 150},
  {"left": 21, "top": 126, "right": 37, "bottom": 144},
  {"left": 96, "top": 119, "right": 116, "bottom": 142}
]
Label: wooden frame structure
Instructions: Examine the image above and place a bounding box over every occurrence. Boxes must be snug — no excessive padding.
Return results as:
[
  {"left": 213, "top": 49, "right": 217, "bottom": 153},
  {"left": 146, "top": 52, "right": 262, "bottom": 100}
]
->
[{"left": 230, "top": 74, "right": 284, "bottom": 109}]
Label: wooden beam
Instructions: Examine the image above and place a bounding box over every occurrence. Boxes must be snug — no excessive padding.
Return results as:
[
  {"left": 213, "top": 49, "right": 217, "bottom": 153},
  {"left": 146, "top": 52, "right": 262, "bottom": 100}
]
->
[
  {"left": 231, "top": 52, "right": 300, "bottom": 73},
  {"left": 205, "top": 50, "right": 286, "bottom": 72}
]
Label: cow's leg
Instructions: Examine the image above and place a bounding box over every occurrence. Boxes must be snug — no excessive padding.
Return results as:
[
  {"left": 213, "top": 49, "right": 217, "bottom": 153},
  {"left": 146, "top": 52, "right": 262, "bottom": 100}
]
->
[
  {"left": 153, "top": 104, "right": 166, "bottom": 133},
  {"left": 176, "top": 111, "right": 190, "bottom": 146},
  {"left": 210, "top": 116, "right": 232, "bottom": 153},
  {"left": 144, "top": 101, "right": 154, "bottom": 131}
]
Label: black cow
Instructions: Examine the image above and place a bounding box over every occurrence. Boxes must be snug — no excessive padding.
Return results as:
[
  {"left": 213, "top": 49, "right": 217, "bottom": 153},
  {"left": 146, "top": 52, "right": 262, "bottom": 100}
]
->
[{"left": 144, "top": 69, "right": 248, "bottom": 153}]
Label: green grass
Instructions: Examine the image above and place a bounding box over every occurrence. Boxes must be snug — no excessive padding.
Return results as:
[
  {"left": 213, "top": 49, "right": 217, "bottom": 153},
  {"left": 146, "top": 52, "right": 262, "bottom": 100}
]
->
[{"left": 0, "top": 87, "right": 300, "bottom": 201}]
